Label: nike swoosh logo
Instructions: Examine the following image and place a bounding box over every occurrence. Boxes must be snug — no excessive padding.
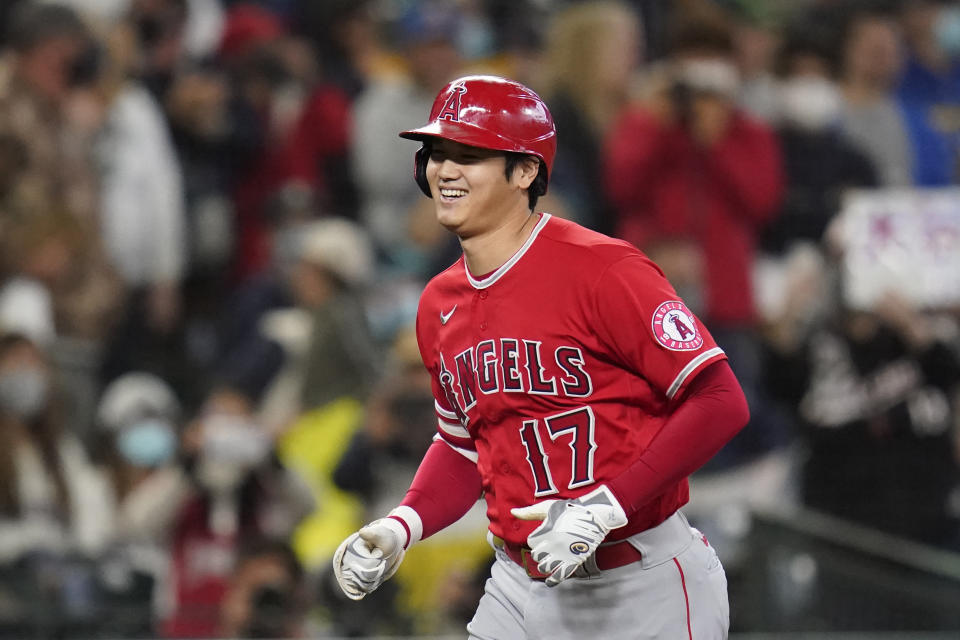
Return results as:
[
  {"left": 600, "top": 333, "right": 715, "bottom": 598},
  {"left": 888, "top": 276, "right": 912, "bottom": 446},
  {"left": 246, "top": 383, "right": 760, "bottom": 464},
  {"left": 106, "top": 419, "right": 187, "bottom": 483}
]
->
[{"left": 440, "top": 305, "right": 457, "bottom": 325}]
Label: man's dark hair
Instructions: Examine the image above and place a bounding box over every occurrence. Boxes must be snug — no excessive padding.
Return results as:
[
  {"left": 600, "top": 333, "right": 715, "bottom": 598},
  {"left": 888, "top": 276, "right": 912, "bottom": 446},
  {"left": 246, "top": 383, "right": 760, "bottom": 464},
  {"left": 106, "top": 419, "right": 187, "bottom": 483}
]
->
[
  {"left": 505, "top": 152, "right": 548, "bottom": 211},
  {"left": 6, "top": 2, "right": 89, "bottom": 53},
  {"left": 774, "top": 28, "right": 840, "bottom": 79},
  {"left": 667, "top": 15, "right": 735, "bottom": 58}
]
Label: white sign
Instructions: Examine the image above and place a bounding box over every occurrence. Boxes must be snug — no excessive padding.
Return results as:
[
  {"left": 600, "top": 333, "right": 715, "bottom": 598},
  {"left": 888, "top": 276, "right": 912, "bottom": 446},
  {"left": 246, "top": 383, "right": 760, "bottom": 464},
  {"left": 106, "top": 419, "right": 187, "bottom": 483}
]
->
[{"left": 840, "top": 188, "right": 960, "bottom": 309}]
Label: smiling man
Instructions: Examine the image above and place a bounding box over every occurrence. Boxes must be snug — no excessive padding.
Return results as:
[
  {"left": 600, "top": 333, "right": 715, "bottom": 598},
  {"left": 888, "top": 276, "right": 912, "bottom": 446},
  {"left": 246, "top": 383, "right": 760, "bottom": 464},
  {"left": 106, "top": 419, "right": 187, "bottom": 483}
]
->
[{"left": 332, "top": 75, "right": 749, "bottom": 639}]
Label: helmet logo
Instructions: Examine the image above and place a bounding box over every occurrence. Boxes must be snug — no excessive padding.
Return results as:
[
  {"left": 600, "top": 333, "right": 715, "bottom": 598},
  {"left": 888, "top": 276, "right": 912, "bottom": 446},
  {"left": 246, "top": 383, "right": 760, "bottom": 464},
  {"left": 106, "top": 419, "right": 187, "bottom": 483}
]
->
[{"left": 437, "top": 85, "right": 467, "bottom": 122}]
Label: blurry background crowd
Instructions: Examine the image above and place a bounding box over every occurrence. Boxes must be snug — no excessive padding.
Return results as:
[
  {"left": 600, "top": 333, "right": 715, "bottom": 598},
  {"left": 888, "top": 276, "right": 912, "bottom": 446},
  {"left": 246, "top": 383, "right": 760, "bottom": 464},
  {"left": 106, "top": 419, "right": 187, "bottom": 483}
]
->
[{"left": 0, "top": 0, "right": 959, "bottom": 637}]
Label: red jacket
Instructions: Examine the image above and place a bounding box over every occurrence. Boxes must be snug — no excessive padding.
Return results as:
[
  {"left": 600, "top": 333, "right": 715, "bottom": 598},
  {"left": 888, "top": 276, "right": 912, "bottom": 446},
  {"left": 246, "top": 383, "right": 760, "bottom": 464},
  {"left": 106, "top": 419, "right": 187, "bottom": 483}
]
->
[{"left": 605, "top": 108, "right": 782, "bottom": 326}]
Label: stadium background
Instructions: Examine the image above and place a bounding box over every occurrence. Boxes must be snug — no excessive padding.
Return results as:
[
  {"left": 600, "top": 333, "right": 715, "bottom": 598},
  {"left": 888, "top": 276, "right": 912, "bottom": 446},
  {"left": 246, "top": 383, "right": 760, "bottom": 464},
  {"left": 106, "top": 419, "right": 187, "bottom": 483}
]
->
[{"left": 0, "top": 0, "right": 958, "bottom": 637}]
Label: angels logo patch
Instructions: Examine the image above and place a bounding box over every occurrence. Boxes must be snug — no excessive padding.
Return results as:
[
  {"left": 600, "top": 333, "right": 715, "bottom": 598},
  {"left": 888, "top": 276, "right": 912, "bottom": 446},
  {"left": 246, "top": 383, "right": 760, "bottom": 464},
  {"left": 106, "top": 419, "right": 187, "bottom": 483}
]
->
[{"left": 652, "top": 301, "right": 703, "bottom": 351}]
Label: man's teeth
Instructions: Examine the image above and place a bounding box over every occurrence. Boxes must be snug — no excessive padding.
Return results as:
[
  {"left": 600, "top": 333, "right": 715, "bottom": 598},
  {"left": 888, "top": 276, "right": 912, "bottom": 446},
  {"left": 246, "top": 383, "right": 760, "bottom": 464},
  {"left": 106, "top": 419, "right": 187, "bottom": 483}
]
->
[{"left": 440, "top": 188, "right": 467, "bottom": 197}]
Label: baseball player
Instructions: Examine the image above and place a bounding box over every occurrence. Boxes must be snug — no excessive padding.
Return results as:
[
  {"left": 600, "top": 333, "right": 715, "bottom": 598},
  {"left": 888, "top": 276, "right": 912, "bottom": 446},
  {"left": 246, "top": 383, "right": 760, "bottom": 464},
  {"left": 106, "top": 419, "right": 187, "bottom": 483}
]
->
[{"left": 333, "top": 75, "right": 749, "bottom": 639}]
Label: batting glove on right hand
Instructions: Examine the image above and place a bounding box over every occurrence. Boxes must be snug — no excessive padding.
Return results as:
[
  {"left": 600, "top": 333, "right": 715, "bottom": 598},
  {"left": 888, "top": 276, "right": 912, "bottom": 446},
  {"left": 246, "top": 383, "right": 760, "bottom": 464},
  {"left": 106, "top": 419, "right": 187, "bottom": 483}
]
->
[
  {"left": 332, "top": 517, "right": 407, "bottom": 600},
  {"left": 511, "top": 485, "right": 628, "bottom": 587}
]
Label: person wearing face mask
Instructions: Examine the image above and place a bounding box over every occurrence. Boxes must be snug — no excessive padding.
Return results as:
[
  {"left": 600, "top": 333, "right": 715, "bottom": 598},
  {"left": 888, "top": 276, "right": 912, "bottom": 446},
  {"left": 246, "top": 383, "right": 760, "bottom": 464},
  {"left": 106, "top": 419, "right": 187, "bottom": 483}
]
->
[
  {"left": 606, "top": 13, "right": 785, "bottom": 475},
  {"left": 92, "top": 372, "right": 191, "bottom": 637},
  {"left": 161, "top": 386, "right": 313, "bottom": 639},
  {"left": 0, "top": 332, "right": 112, "bottom": 632},
  {"left": 96, "top": 372, "right": 191, "bottom": 541},
  {"left": 759, "top": 32, "right": 879, "bottom": 255}
]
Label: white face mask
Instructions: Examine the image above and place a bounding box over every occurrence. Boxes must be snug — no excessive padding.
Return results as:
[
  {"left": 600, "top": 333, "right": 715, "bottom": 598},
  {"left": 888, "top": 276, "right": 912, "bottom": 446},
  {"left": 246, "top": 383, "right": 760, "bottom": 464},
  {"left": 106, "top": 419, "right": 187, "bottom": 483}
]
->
[
  {"left": 200, "top": 413, "right": 271, "bottom": 466},
  {"left": 117, "top": 419, "right": 176, "bottom": 468},
  {"left": 778, "top": 76, "right": 842, "bottom": 132},
  {"left": 195, "top": 414, "right": 270, "bottom": 494},
  {"left": 0, "top": 368, "right": 49, "bottom": 420},
  {"left": 676, "top": 59, "right": 741, "bottom": 99}
]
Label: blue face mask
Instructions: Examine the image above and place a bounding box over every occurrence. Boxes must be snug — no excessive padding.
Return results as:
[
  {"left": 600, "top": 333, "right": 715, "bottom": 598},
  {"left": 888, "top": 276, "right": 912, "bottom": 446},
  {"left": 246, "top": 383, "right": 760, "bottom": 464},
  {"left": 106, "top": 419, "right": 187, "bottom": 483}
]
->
[
  {"left": 117, "top": 419, "right": 176, "bottom": 468},
  {"left": 936, "top": 6, "right": 960, "bottom": 58}
]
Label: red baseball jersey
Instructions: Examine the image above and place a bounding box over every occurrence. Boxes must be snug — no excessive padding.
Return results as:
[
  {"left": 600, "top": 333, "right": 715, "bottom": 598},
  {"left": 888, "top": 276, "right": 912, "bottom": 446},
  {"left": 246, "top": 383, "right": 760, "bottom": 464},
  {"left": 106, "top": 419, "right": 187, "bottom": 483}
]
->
[{"left": 415, "top": 214, "right": 726, "bottom": 546}]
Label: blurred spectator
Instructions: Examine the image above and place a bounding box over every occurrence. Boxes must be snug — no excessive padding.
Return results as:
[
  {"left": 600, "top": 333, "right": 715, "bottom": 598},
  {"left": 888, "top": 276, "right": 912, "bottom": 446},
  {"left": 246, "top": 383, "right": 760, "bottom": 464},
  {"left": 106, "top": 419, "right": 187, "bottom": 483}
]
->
[
  {"left": 220, "top": 5, "right": 357, "bottom": 280},
  {"left": 760, "top": 29, "right": 879, "bottom": 255},
  {"left": 0, "top": 332, "right": 110, "bottom": 561},
  {"left": 93, "top": 371, "right": 191, "bottom": 637},
  {"left": 605, "top": 12, "right": 785, "bottom": 468},
  {"left": 351, "top": 0, "right": 465, "bottom": 275},
  {"left": 0, "top": 332, "right": 111, "bottom": 637},
  {"left": 897, "top": 0, "right": 960, "bottom": 185},
  {"left": 162, "top": 386, "right": 313, "bottom": 638},
  {"left": 838, "top": 10, "right": 915, "bottom": 186},
  {"left": 765, "top": 272, "right": 960, "bottom": 548},
  {"left": 0, "top": 2, "right": 122, "bottom": 341},
  {"left": 95, "top": 14, "right": 187, "bottom": 334},
  {"left": 130, "top": 0, "right": 190, "bottom": 101},
  {"left": 164, "top": 63, "right": 260, "bottom": 302},
  {"left": 290, "top": 217, "right": 379, "bottom": 412},
  {"left": 730, "top": 2, "right": 782, "bottom": 123},
  {"left": 540, "top": 1, "right": 643, "bottom": 235},
  {"left": 96, "top": 372, "right": 187, "bottom": 542},
  {"left": 219, "top": 539, "right": 308, "bottom": 639}
]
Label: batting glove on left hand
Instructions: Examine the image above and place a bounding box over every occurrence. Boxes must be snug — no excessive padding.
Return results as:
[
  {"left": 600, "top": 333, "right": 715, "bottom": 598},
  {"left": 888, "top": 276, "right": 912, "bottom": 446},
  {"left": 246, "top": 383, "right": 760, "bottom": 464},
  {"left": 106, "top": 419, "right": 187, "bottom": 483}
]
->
[
  {"left": 511, "top": 485, "right": 628, "bottom": 587},
  {"left": 332, "top": 518, "right": 407, "bottom": 600}
]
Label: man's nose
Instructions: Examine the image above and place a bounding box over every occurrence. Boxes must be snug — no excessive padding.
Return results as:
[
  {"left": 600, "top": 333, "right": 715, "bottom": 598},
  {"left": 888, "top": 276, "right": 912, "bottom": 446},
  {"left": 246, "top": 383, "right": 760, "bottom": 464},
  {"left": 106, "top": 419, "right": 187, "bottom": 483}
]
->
[{"left": 437, "top": 158, "right": 462, "bottom": 179}]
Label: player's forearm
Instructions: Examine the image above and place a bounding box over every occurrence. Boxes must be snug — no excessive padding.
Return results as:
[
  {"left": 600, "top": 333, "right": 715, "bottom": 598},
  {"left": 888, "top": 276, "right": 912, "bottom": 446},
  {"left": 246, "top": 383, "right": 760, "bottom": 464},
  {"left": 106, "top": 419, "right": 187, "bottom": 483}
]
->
[
  {"left": 389, "top": 439, "right": 483, "bottom": 547},
  {"left": 608, "top": 361, "right": 749, "bottom": 515}
]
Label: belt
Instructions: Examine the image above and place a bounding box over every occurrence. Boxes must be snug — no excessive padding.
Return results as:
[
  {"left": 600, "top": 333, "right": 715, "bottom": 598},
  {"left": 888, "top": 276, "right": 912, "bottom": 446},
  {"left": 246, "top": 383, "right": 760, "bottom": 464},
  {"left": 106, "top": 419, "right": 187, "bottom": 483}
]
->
[{"left": 493, "top": 536, "right": 643, "bottom": 580}]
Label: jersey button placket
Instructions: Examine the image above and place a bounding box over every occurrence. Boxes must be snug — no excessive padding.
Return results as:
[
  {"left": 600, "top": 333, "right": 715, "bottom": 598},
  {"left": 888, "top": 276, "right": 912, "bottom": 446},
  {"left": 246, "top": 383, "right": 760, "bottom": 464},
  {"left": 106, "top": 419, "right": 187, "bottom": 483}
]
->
[{"left": 476, "top": 289, "right": 489, "bottom": 333}]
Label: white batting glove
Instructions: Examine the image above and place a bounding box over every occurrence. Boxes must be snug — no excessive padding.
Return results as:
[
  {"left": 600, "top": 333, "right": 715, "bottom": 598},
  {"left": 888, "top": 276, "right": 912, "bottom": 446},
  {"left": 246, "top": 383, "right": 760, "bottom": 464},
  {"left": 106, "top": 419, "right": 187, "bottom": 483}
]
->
[
  {"left": 511, "top": 485, "right": 628, "bottom": 587},
  {"left": 332, "top": 517, "right": 407, "bottom": 600}
]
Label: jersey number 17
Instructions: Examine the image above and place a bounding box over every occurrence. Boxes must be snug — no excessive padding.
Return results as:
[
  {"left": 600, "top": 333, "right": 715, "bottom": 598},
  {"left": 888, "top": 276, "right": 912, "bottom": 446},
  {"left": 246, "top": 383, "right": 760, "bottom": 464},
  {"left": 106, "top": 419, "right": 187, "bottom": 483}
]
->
[{"left": 519, "top": 406, "right": 597, "bottom": 497}]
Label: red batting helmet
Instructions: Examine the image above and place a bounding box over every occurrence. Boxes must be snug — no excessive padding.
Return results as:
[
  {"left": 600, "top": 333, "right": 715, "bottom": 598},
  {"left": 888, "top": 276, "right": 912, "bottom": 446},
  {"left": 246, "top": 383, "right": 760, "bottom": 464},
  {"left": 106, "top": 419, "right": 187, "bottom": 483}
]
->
[{"left": 399, "top": 75, "right": 557, "bottom": 198}]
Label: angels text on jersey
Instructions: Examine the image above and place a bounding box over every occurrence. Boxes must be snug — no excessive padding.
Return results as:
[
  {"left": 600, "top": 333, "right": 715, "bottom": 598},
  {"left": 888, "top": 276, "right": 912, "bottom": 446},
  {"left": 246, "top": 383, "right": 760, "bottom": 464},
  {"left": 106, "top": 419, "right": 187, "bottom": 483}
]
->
[{"left": 436, "top": 338, "right": 593, "bottom": 427}]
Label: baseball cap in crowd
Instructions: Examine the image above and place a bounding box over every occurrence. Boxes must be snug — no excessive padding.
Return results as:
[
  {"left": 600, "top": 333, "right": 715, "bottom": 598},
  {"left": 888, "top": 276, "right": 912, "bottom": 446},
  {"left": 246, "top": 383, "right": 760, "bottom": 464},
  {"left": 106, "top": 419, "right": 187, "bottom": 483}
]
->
[
  {"left": 297, "top": 218, "right": 374, "bottom": 288},
  {"left": 218, "top": 3, "right": 284, "bottom": 59}
]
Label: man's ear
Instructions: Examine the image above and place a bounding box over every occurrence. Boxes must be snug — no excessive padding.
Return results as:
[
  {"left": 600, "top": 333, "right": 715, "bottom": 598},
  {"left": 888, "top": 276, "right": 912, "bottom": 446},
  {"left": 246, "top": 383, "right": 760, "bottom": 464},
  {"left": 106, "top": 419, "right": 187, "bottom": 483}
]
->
[{"left": 514, "top": 156, "right": 540, "bottom": 190}]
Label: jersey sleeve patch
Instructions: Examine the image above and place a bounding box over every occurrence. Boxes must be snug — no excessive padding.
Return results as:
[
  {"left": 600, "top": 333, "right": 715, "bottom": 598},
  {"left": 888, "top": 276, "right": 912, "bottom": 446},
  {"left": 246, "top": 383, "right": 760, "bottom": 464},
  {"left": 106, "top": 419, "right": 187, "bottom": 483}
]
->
[{"left": 651, "top": 301, "right": 704, "bottom": 351}]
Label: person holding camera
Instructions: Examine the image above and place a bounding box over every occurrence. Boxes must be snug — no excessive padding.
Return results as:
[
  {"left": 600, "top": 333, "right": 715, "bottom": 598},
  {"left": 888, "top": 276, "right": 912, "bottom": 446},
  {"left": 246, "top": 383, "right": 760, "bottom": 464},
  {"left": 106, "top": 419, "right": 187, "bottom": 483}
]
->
[{"left": 605, "top": 13, "right": 785, "bottom": 474}]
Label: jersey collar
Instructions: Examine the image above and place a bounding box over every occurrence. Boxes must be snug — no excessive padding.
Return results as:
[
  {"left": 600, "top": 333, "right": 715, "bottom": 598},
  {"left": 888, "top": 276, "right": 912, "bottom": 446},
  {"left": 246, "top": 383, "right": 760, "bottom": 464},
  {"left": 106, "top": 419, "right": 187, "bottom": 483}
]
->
[{"left": 464, "top": 213, "right": 551, "bottom": 290}]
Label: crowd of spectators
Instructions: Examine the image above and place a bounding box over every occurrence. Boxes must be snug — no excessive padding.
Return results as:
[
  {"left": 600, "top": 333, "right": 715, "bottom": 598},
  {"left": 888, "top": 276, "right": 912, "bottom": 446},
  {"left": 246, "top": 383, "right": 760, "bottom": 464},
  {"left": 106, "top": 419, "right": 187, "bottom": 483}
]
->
[{"left": 0, "top": 0, "right": 958, "bottom": 637}]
